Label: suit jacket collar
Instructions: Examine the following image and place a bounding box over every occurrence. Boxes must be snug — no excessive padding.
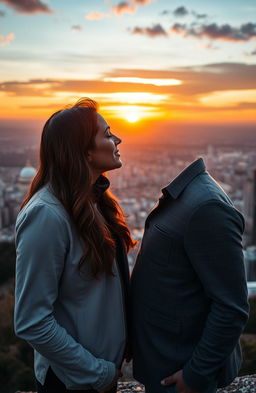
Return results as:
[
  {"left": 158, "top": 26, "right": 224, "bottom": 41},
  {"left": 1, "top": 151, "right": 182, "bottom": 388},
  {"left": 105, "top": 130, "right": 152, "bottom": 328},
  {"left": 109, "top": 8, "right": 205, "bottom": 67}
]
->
[{"left": 162, "top": 157, "right": 206, "bottom": 199}]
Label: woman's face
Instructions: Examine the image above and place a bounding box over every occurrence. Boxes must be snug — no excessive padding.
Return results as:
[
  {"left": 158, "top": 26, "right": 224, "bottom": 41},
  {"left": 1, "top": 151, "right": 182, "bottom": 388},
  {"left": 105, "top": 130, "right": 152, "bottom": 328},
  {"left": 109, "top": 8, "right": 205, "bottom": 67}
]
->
[{"left": 87, "top": 113, "right": 122, "bottom": 176}]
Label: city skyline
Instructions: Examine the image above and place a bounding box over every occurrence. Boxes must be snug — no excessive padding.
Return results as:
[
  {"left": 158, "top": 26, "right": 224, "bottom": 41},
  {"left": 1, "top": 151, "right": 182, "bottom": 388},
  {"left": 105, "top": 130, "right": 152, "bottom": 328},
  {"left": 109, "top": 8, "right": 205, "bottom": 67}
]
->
[{"left": 0, "top": 0, "right": 255, "bottom": 142}]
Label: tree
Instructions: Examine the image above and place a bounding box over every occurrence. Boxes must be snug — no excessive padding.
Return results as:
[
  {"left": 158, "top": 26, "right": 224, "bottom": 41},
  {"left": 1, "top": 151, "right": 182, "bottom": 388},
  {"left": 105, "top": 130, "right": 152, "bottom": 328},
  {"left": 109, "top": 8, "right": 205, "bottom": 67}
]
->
[{"left": 0, "top": 242, "right": 16, "bottom": 285}]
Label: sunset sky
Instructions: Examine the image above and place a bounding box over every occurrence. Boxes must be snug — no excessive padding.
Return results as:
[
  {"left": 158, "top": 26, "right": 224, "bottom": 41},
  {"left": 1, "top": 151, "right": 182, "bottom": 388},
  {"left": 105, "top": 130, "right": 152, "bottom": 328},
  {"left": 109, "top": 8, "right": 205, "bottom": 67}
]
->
[{"left": 0, "top": 0, "right": 256, "bottom": 141}]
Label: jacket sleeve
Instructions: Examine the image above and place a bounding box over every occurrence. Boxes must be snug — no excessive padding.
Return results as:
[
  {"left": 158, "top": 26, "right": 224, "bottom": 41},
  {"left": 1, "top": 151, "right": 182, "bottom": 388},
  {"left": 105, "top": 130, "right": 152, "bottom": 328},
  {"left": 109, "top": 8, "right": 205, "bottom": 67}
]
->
[
  {"left": 183, "top": 200, "right": 249, "bottom": 392},
  {"left": 14, "top": 204, "right": 116, "bottom": 391}
]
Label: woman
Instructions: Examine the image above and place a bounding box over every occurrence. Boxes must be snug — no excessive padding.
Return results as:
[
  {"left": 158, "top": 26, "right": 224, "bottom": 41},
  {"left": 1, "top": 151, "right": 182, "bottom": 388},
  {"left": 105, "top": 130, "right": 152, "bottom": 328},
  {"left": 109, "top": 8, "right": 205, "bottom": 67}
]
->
[{"left": 14, "top": 98, "right": 135, "bottom": 393}]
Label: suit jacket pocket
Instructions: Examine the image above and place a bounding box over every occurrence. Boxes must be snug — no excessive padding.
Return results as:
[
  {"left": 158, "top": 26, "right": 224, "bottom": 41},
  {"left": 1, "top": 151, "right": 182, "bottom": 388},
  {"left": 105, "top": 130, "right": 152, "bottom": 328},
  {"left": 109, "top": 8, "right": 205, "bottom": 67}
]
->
[{"left": 144, "top": 225, "right": 172, "bottom": 269}]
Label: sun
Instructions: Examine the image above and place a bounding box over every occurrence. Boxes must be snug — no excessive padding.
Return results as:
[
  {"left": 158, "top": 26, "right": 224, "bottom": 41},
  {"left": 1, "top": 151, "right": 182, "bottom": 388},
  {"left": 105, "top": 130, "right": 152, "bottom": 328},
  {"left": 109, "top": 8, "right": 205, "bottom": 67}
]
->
[
  {"left": 101, "top": 104, "right": 160, "bottom": 123},
  {"left": 120, "top": 106, "right": 143, "bottom": 123},
  {"left": 125, "top": 111, "right": 140, "bottom": 123}
]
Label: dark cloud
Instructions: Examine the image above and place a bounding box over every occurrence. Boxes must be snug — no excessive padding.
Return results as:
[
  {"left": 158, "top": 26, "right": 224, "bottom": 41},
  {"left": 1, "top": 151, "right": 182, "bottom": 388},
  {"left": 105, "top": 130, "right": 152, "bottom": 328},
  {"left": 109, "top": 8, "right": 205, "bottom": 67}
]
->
[
  {"left": 171, "top": 23, "right": 186, "bottom": 34},
  {"left": 0, "top": 10, "right": 5, "bottom": 16},
  {"left": 0, "top": 0, "right": 53, "bottom": 14},
  {"left": 71, "top": 24, "right": 83, "bottom": 31},
  {"left": 192, "top": 11, "right": 207, "bottom": 19},
  {"left": 130, "top": 24, "right": 168, "bottom": 38},
  {"left": 104, "top": 63, "right": 256, "bottom": 95},
  {"left": 173, "top": 6, "right": 189, "bottom": 17},
  {"left": 160, "top": 10, "right": 169, "bottom": 16},
  {"left": 112, "top": 1, "right": 135, "bottom": 15},
  {"left": 170, "top": 22, "right": 256, "bottom": 42}
]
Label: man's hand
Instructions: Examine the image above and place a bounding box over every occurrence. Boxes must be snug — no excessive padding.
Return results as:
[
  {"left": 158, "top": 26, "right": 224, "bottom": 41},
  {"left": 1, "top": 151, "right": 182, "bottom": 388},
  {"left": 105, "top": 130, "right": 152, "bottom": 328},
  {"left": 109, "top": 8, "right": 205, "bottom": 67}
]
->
[
  {"left": 161, "top": 370, "right": 200, "bottom": 393},
  {"left": 98, "top": 369, "right": 122, "bottom": 393},
  {"left": 124, "top": 347, "right": 133, "bottom": 363}
]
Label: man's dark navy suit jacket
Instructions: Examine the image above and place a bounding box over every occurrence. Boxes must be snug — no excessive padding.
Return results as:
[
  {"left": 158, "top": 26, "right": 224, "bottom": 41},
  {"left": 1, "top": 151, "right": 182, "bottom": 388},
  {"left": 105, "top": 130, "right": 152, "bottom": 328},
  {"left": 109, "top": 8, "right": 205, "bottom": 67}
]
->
[{"left": 130, "top": 158, "right": 249, "bottom": 393}]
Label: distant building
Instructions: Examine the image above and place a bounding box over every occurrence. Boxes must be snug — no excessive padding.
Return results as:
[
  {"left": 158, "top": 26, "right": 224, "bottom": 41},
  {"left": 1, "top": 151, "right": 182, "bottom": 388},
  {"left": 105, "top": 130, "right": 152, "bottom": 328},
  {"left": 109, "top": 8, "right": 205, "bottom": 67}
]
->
[
  {"left": 244, "top": 246, "right": 256, "bottom": 282},
  {"left": 251, "top": 169, "right": 256, "bottom": 245},
  {"left": 18, "top": 163, "right": 37, "bottom": 194},
  {"left": 243, "top": 176, "right": 253, "bottom": 238},
  {"left": 247, "top": 281, "right": 256, "bottom": 298},
  {"left": 0, "top": 162, "right": 36, "bottom": 238}
]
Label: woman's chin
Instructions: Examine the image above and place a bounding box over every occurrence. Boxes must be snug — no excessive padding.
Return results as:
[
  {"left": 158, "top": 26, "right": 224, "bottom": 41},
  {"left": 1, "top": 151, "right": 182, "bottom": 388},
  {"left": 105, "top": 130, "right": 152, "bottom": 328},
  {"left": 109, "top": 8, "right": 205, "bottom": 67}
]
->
[{"left": 112, "top": 159, "right": 122, "bottom": 170}]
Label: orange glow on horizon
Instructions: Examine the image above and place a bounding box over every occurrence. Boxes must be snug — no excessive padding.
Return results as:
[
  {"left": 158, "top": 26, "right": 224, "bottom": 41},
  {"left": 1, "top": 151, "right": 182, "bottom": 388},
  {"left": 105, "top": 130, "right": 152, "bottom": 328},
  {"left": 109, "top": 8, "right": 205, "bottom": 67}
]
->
[{"left": 0, "top": 82, "right": 255, "bottom": 125}]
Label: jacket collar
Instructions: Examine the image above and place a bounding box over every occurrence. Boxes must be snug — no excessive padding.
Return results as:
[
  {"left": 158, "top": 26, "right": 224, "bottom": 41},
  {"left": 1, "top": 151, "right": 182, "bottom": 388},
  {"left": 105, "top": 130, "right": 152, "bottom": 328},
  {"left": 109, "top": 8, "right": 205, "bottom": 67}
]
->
[{"left": 162, "top": 157, "right": 206, "bottom": 199}]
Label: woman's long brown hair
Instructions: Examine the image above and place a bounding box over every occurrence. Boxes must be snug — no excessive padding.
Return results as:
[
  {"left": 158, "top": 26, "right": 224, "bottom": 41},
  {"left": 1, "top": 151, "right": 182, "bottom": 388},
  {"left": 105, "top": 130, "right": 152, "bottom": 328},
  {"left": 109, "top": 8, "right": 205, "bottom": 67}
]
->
[{"left": 21, "top": 98, "right": 136, "bottom": 278}]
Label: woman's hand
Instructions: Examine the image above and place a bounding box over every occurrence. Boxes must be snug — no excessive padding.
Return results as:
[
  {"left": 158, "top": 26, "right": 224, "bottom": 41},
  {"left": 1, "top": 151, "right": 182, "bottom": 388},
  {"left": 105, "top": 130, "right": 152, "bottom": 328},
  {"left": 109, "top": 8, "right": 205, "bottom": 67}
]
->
[{"left": 98, "top": 369, "right": 122, "bottom": 393}]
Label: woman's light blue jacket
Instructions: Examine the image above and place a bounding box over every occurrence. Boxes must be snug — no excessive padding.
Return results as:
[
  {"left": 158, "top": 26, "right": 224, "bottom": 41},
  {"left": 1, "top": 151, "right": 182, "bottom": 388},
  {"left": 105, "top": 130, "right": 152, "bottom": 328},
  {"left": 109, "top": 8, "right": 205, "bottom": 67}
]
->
[{"left": 14, "top": 185, "right": 126, "bottom": 391}]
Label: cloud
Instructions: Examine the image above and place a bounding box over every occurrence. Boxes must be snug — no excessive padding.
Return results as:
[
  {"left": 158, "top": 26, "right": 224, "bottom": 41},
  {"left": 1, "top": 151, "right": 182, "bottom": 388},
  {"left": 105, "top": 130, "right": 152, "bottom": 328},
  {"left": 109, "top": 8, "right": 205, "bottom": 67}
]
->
[
  {"left": 87, "top": 0, "right": 154, "bottom": 20},
  {"left": 170, "top": 22, "right": 256, "bottom": 42},
  {"left": 85, "top": 12, "right": 109, "bottom": 20},
  {"left": 160, "top": 10, "right": 169, "bottom": 16},
  {"left": 71, "top": 25, "right": 83, "bottom": 32},
  {"left": 192, "top": 11, "right": 207, "bottom": 19},
  {"left": 132, "top": 0, "right": 155, "bottom": 4},
  {"left": 1, "top": 63, "right": 256, "bottom": 101},
  {"left": 161, "top": 7, "right": 207, "bottom": 19},
  {"left": 103, "top": 63, "right": 256, "bottom": 96},
  {"left": 0, "top": 32, "right": 14, "bottom": 46},
  {"left": 170, "top": 23, "right": 186, "bottom": 34},
  {"left": 0, "top": 0, "right": 53, "bottom": 14},
  {"left": 1, "top": 63, "right": 256, "bottom": 127},
  {"left": 251, "top": 49, "right": 256, "bottom": 55},
  {"left": 0, "top": 10, "right": 5, "bottom": 16},
  {"left": 112, "top": 1, "right": 136, "bottom": 16},
  {"left": 130, "top": 24, "right": 168, "bottom": 38},
  {"left": 173, "top": 6, "right": 189, "bottom": 17}
]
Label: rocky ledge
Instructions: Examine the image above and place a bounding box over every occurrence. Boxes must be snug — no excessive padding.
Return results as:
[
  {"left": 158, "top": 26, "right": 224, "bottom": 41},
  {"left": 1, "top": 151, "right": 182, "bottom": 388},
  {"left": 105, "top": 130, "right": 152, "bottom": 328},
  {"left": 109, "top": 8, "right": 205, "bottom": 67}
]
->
[
  {"left": 117, "top": 376, "right": 255, "bottom": 392},
  {"left": 16, "top": 375, "right": 256, "bottom": 393}
]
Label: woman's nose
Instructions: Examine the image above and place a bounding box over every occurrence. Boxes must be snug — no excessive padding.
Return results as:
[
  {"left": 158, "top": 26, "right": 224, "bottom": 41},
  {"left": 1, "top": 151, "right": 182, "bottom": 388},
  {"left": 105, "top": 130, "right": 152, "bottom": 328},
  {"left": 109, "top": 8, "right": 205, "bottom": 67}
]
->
[{"left": 114, "top": 134, "right": 121, "bottom": 145}]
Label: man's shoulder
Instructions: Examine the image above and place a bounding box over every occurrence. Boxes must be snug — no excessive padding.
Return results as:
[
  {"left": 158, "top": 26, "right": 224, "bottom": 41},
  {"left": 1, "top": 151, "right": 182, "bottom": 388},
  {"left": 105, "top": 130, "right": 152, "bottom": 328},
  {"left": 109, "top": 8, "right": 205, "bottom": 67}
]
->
[{"left": 183, "top": 171, "right": 233, "bottom": 207}]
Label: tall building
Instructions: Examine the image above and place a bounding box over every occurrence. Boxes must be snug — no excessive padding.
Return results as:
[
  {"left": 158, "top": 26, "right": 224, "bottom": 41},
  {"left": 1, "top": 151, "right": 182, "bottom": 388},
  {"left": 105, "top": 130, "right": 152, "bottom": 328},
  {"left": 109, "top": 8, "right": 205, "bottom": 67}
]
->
[
  {"left": 244, "top": 246, "right": 256, "bottom": 282},
  {"left": 251, "top": 169, "right": 256, "bottom": 245},
  {"left": 243, "top": 176, "right": 253, "bottom": 240}
]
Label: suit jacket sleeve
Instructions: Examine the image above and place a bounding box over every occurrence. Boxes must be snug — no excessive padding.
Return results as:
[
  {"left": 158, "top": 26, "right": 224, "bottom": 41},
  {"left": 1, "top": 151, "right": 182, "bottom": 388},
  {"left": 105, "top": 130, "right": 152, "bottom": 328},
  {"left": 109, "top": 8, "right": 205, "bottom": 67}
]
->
[
  {"left": 183, "top": 200, "right": 249, "bottom": 392},
  {"left": 14, "top": 204, "right": 115, "bottom": 391}
]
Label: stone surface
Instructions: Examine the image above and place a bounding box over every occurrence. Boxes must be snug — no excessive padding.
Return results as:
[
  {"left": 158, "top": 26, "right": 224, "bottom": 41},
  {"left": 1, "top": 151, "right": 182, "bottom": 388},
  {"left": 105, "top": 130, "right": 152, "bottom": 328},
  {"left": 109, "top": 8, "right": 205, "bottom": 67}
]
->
[
  {"left": 116, "top": 376, "right": 256, "bottom": 392},
  {"left": 15, "top": 375, "right": 256, "bottom": 393}
]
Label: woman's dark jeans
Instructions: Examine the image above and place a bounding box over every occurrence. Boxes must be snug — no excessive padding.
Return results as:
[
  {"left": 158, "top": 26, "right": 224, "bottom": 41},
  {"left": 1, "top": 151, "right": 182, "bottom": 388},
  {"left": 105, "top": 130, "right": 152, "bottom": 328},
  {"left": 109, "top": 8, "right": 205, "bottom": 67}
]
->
[{"left": 36, "top": 367, "right": 117, "bottom": 393}]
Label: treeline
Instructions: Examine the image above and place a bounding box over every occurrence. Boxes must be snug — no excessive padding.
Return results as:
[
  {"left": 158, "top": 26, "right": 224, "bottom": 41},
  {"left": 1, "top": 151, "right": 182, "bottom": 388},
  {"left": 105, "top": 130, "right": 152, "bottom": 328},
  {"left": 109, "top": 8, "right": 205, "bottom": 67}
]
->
[
  {"left": 0, "top": 242, "right": 35, "bottom": 392},
  {"left": 0, "top": 242, "right": 255, "bottom": 392}
]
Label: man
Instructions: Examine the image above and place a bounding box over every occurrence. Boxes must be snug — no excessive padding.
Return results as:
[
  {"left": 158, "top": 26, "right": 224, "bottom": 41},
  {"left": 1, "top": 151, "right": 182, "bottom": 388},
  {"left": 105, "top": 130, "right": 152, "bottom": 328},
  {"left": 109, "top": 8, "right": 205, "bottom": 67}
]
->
[{"left": 130, "top": 157, "right": 249, "bottom": 393}]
